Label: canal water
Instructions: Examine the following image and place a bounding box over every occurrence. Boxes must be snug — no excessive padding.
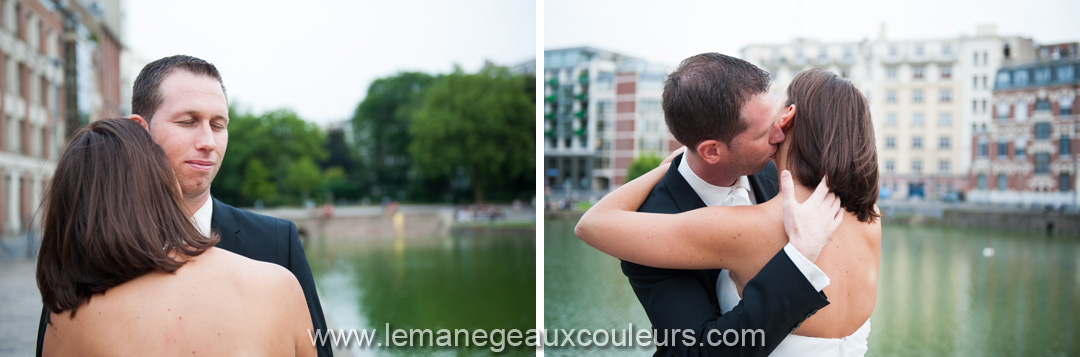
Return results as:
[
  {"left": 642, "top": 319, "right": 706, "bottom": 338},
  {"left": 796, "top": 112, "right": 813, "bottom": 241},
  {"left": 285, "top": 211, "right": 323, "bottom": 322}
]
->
[
  {"left": 544, "top": 219, "right": 1080, "bottom": 356},
  {"left": 306, "top": 232, "right": 535, "bottom": 356}
]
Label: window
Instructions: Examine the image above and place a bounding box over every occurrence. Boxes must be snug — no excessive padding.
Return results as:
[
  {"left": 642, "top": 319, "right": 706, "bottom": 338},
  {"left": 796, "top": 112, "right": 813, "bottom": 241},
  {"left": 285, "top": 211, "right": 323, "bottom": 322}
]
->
[
  {"left": 884, "top": 160, "right": 895, "bottom": 172},
  {"left": 997, "top": 139, "right": 1008, "bottom": 158},
  {"left": 1034, "top": 100, "right": 1051, "bottom": 111},
  {"left": 596, "top": 72, "right": 614, "bottom": 90},
  {"left": 938, "top": 160, "right": 950, "bottom": 173},
  {"left": 885, "top": 136, "right": 896, "bottom": 148},
  {"left": 915, "top": 45, "right": 924, "bottom": 56},
  {"left": 912, "top": 90, "right": 924, "bottom": 103},
  {"left": 913, "top": 66, "right": 925, "bottom": 79},
  {"left": 997, "top": 101, "right": 1010, "bottom": 120},
  {"left": 886, "top": 66, "right": 898, "bottom": 79},
  {"left": 1015, "top": 101, "right": 1028, "bottom": 121},
  {"left": 912, "top": 113, "right": 925, "bottom": 126},
  {"left": 1062, "top": 97, "right": 1074, "bottom": 115},
  {"left": 1016, "top": 137, "right": 1027, "bottom": 157},
  {"left": 1034, "top": 68, "right": 1052, "bottom": 83},
  {"left": 1014, "top": 70, "right": 1029, "bottom": 86},
  {"left": 1035, "top": 153, "right": 1050, "bottom": 173},
  {"left": 972, "top": 100, "right": 978, "bottom": 112},
  {"left": 938, "top": 113, "right": 952, "bottom": 126},
  {"left": 912, "top": 160, "right": 923, "bottom": 172},
  {"left": 1061, "top": 173, "right": 1072, "bottom": 192},
  {"left": 997, "top": 71, "right": 1011, "bottom": 87},
  {"left": 942, "top": 44, "right": 952, "bottom": 56},
  {"left": 912, "top": 137, "right": 923, "bottom": 149},
  {"left": 1061, "top": 135, "right": 1071, "bottom": 157},
  {"left": 940, "top": 66, "right": 952, "bottom": 79},
  {"left": 997, "top": 174, "right": 1007, "bottom": 191},
  {"left": 977, "top": 174, "right": 987, "bottom": 189},
  {"left": 889, "top": 46, "right": 898, "bottom": 57},
  {"left": 982, "top": 100, "right": 987, "bottom": 113},
  {"left": 978, "top": 137, "right": 988, "bottom": 157},
  {"left": 1035, "top": 123, "right": 1051, "bottom": 140},
  {"left": 886, "top": 90, "right": 897, "bottom": 103},
  {"left": 938, "top": 136, "right": 951, "bottom": 149},
  {"left": 1058, "top": 65, "right": 1075, "bottom": 81},
  {"left": 939, "top": 89, "right": 952, "bottom": 102},
  {"left": 973, "top": 52, "right": 979, "bottom": 65},
  {"left": 885, "top": 113, "right": 897, "bottom": 126},
  {"left": 983, "top": 52, "right": 988, "bottom": 65},
  {"left": 982, "top": 76, "right": 988, "bottom": 89}
]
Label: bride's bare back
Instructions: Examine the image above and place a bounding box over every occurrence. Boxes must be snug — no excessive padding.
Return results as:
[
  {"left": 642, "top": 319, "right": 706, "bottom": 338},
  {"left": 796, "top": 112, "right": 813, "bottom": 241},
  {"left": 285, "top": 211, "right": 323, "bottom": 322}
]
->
[
  {"left": 43, "top": 248, "right": 315, "bottom": 356},
  {"left": 728, "top": 196, "right": 881, "bottom": 338}
]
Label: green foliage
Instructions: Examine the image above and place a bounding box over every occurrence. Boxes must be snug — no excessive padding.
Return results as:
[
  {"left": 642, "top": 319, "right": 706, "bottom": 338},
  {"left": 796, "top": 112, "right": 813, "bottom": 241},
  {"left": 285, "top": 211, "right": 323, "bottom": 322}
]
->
[
  {"left": 625, "top": 153, "right": 663, "bottom": 183},
  {"left": 409, "top": 66, "right": 535, "bottom": 203},
  {"left": 284, "top": 157, "right": 323, "bottom": 199},
  {"left": 352, "top": 72, "right": 436, "bottom": 201},
  {"left": 239, "top": 159, "right": 276, "bottom": 202},
  {"left": 213, "top": 108, "right": 327, "bottom": 206}
]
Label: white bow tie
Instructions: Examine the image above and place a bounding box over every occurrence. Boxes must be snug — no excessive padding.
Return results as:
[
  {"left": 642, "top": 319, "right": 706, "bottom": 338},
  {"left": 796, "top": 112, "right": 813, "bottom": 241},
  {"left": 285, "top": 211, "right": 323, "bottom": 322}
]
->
[{"left": 724, "top": 183, "right": 752, "bottom": 207}]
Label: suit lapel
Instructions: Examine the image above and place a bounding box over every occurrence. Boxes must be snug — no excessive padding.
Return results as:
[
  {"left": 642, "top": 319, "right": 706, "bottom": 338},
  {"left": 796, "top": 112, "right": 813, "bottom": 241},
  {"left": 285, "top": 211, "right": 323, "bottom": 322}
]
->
[
  {"left": 210, "top": 197, "right": 245, "bottom": 254},
  {"left": 665, "top": 154, "right": 708, "bottom": 211}
]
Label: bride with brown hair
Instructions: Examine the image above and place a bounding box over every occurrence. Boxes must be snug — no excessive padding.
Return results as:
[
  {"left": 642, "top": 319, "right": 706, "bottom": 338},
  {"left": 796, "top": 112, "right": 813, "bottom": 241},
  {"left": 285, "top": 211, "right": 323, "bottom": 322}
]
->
[
  {"left": 36, "top": 118, "right": 315, "bottom": 356},
  {"left": 576, "top": 68, "right": 881, "bottom": 355}
]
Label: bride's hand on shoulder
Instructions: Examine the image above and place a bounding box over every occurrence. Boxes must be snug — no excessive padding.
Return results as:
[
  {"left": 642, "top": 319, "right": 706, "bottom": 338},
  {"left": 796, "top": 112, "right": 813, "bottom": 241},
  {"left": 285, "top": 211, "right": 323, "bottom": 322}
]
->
[
  {"left": 661, "top": 146, "right": 686, "bottom": 165},
  {"left": 782, "top": 170, "right": 844, "bottom": 263}
]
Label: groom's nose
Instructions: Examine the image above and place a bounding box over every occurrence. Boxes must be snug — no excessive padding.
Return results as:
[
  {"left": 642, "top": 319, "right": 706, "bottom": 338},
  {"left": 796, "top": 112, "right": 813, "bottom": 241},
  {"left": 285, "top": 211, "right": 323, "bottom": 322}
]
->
[{"left": 768, "top": 121, "right": 785, "bottom": 145}]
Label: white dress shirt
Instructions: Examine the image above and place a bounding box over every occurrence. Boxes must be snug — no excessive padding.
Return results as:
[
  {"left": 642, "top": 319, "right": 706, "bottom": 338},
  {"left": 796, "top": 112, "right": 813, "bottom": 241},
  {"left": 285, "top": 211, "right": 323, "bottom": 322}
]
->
[
  {"left": 677, "top": 155, "right": 830, "bottom": 292},
  {"left": 191, "top": 196, "right": 214, "bottom": 238}
]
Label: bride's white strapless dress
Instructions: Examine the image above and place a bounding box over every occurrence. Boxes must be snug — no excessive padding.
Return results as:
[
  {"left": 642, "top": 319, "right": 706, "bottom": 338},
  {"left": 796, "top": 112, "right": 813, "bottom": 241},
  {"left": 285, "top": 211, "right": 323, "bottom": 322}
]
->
[{"left": 717, "top": 269, "right": 870, "bottom": 356}]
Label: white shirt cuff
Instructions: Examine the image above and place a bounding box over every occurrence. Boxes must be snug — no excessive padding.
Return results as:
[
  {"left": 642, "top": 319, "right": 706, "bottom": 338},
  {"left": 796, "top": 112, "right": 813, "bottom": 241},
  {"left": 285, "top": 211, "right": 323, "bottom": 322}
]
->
[{"left": 783, "top": 243, "right": 830, "bottom": 292}]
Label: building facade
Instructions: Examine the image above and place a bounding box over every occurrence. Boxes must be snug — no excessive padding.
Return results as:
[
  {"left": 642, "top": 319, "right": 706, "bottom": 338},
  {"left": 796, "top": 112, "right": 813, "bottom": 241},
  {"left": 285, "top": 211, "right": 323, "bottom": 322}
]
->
[
  {"left": 742, "top": 25, "right": 1034, "bottom": 200},
  {"left": 968, "top": 49, "right": 1079, "bottom": 207},
  {"left": 543, "top": 47, "right": 671, "bottom": 193},
  {"left": 0, "top": 0, "right": 122, "bottom": 237}
]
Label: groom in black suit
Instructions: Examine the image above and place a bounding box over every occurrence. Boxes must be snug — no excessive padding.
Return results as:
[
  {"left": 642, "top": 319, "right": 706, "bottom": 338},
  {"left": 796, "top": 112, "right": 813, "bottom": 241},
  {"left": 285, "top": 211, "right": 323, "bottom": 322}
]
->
[
  {"left": 621, "top": 53, "right": 830, "bottom": 356},
  {"left": 36, "top": 55, "right": 332, "bottom": 356}
]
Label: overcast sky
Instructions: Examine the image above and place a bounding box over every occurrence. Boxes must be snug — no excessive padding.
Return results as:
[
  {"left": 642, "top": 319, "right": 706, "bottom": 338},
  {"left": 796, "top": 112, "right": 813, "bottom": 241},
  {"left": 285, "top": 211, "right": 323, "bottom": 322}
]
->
[
  {"left": 545, "top": 0, "right": 1080, "bottom": 69},
  {"left": 125, "top": 0, "right": 536, "bottom": 125}
]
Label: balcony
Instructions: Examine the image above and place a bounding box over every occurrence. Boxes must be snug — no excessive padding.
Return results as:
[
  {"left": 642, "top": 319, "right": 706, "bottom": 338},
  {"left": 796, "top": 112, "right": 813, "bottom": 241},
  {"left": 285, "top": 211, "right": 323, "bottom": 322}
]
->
[
  {"left": 574, "top": 110, "right": 586, "bottom": 119},
  {"left": 575, "top": 93, "right": 588, "bottom": 102}
]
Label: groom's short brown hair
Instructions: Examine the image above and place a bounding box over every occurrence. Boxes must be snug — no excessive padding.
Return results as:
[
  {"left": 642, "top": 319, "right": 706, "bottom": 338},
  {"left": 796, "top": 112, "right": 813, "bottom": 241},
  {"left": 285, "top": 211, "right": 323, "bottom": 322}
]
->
[{"left": 662, "top": 53, "right": 771, "bottom": 148}]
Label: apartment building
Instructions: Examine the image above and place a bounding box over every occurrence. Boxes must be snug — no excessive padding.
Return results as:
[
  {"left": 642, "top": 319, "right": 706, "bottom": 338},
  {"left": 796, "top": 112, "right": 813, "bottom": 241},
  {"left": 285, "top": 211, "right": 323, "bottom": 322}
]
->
[
  {"left": 543, "top": 47, "right": 670, "bottom": 192},
  {"left": 969, "top": 45, "right": 1079, "bottom": 207}
]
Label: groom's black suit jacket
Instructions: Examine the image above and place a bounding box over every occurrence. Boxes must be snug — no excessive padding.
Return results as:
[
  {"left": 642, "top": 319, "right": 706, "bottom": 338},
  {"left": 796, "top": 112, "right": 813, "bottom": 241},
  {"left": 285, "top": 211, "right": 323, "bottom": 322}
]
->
[
  {"left": 37, "top": 198, "right": 333, "bottom": 357},
  {"left": 622, "top": 154, "right": 829, "bottom": 356}
]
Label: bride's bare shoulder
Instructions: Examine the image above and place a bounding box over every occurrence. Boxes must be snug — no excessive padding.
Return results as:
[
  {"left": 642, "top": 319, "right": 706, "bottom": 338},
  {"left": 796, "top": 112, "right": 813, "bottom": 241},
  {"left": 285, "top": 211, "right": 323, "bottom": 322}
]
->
[{"left": 195, "top": 248, "right": 297, "bottom": 287}]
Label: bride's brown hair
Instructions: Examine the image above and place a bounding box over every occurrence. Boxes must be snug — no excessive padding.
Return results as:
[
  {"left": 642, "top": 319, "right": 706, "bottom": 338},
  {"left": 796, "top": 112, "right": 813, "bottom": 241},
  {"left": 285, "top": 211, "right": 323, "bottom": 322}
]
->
[
  {"left": 784, "top": 69, "right": 880, "bottom": 223},
  {"left": 36, "top": 118, "right": 218, "bottom": 318}
]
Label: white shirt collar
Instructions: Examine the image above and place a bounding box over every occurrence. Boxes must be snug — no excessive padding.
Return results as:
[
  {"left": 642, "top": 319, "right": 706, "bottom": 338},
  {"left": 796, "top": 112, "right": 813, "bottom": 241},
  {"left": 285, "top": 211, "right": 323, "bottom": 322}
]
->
[
  {"left": 677, "top": 154, "right": 757, "bottom": 207},
  {"left": 192, "top": 196, "right": 214, "bottom": 238}
]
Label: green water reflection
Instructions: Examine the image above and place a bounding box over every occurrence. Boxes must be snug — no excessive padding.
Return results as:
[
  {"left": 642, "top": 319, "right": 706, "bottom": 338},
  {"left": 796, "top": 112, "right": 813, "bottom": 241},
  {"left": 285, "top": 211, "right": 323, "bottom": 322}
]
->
[
  {"left": 305, "top": 232, "right": 535, "bottom": 356},
  {"left": 545, "top": 219, "right": 1080, "bottom": 356}
]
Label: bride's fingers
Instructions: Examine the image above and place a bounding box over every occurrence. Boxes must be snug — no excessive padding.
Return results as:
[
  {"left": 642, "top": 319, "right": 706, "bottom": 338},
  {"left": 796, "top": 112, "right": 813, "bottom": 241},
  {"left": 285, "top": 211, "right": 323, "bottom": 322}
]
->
[
  {"left": 809, "top": 175, "right": 830, "bottom": 203},
  {"left": 661, "top": 146, "right": 687, "bottom": 165},
  {"left": 781, "top": 170, "right": 796, "bottom": 209}
]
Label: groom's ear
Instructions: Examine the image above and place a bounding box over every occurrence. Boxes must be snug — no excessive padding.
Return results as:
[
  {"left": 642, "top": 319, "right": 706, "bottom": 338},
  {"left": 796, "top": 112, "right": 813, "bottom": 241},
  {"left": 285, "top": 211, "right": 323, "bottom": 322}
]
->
[{"left": 695, "top": 140, "right": 725, "bottom": 164}]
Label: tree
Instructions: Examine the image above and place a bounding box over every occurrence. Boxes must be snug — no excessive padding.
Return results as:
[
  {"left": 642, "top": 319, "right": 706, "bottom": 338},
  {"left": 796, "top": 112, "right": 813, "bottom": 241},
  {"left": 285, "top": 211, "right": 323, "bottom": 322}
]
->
[
  {"left": 625, "top": 153, "right": 663, "bottom": 182},
  {"left": 213, "top": 107, "right": 327, "bottom": 206},
  {"left": 239, "top": 159, "right": 276, "bottom": 202},
  {"left": 284, "top": 157, "right": 322, "bottom": 201},
  {"left": 409, "top": 66, "right": 534, "bottom": 203},
  {"left": 352, "top": 72, "right": 436, "bottom": 201}
]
